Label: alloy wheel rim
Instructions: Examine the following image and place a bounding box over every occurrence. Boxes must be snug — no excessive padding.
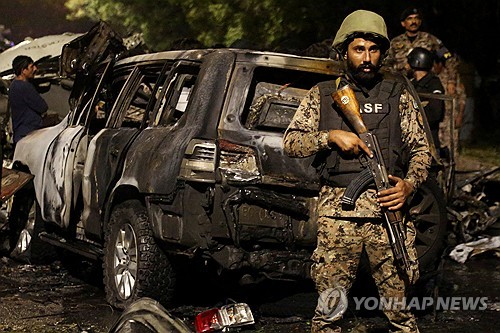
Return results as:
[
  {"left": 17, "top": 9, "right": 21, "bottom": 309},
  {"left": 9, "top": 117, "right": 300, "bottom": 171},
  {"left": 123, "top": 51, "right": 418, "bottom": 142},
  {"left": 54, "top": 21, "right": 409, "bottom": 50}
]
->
[{"left": 113, "top": 223, "right": 138, "bottom": 299}]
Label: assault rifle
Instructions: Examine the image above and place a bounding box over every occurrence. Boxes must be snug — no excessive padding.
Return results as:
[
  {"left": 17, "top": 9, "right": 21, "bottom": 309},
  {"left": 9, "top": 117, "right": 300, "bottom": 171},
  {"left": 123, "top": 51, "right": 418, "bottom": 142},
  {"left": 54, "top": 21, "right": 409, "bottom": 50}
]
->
[{"left": 331, "top": 84, "right": 414, "bottom": 278}]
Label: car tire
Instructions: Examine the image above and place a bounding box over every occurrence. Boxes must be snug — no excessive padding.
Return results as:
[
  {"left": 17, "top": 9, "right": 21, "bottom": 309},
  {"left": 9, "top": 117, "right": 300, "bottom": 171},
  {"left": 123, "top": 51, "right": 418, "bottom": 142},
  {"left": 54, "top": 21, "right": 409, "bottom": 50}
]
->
[
  {"left": 408, "top": 177, "right": 448, "bottom": 275},
  {"left": 103, "top": 199, "right": 176, "bottom": 309},
  {"left": 10, "top": 192, "right": 56, "bottom": 264}
]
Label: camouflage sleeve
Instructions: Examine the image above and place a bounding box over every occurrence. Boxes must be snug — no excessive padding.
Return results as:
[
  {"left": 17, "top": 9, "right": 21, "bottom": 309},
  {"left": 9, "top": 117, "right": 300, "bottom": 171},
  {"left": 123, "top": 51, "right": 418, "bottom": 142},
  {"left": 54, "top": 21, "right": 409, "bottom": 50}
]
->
[
  {"left": 431, "top": 33, "right": 458, "bottom": 84},
  {"left": 444, "top": 55, "right": 458, "bottom": 84},
  {"left": 399, "top": 88, "right": 432, "bottom": 190},
  {"left": 283, "top": 85, "right": 330, "bottom": 157},
  {"left": 387, "top": 35, "right": 406, "bottom": 71},
  {"left": 386, "top": 39, "right": 397, "bottom": 68}
]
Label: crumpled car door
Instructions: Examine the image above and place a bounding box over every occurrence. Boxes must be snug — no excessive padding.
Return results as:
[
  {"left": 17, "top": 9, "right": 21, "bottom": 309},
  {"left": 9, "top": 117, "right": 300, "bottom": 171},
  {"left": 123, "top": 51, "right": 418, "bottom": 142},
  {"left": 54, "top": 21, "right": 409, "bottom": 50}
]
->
[
  {"left": 38, "top": 22, "right": 124, "bottom": 228},
  {"left": 60, "top": 21, "right": 125, "bottom": 112},
  {"left": 81, "top": 64, "right": 163, "bottom": 237}
]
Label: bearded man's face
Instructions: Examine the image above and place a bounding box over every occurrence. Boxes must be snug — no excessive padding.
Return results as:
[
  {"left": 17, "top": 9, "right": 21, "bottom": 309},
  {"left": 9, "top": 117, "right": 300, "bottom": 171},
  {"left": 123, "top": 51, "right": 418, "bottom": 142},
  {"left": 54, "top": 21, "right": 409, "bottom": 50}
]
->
[{"left": 345, "top": 38, "right": 382, "bottom": 85}]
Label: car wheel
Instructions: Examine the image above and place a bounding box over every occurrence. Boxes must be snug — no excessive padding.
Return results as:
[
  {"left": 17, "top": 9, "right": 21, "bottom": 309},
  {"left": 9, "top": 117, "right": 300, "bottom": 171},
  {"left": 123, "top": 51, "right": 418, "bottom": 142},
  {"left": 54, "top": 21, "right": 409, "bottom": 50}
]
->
[
  {"left": 103, "top": 199, "right": 176, "bottom": 309},
  {"left": 408, "top": 177, "right": 448, "bottom": 275},
  {"left": 9, "top": 192, "right": 56, "bottom": 264}
]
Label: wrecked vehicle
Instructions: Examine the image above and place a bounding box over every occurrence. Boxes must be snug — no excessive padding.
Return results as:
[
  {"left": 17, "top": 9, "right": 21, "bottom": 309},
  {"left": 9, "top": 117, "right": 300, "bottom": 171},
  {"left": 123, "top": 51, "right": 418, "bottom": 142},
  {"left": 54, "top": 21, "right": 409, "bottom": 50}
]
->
[{"left": 10, "top": 23, "right": 447, "bottom": 309}]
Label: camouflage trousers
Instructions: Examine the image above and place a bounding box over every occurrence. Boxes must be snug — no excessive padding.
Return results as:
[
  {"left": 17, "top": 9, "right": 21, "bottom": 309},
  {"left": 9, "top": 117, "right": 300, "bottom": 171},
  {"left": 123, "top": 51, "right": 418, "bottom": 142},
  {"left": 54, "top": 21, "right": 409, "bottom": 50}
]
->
[
  {"left": 310, "top": 216, "right": 420, "bottom": 333},
  {"left": 439, "top": 100, "right": 460, "bottom": 159}
]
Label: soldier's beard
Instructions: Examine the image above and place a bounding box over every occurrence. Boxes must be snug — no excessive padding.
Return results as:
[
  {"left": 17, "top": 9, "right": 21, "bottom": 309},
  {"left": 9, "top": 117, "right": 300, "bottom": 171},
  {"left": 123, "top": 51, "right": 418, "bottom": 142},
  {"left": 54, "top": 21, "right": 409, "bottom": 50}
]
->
[{"left": 347, "top": 60, "right": 381, "bottom": 87}]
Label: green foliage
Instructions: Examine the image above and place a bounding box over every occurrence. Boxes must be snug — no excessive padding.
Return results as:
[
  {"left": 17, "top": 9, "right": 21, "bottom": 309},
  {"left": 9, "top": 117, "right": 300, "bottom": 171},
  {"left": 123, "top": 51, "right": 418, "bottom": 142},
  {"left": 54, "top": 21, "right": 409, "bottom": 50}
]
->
[
  {"left": 64, "top": 0, "right": 343, "bottom": 51},
  {"left": 63, "top": 0, "right": 500, "bottom": 73},
  {"left": 65, "top": 0, "right": 189, "bottom": 50}
]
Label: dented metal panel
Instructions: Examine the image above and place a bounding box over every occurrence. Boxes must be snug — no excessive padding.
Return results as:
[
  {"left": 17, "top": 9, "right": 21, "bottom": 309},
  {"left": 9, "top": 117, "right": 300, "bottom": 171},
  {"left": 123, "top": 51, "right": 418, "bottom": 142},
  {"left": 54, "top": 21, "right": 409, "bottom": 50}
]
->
[
  {"left": 113, "top": 52, "right": 236, "bottom": 197},
  {"left": 218, "top": 140, "right": 261, "bottom": 183},
  {"left": 82, "top": 127, "right": 140, "bottom": 239},
  {"left": 12, "top": 116, "right": 69, "bottom": 209},
  {"left": 41, "top": 125, "right": 85, "bottom": 227},
  {"left": 218, "top": 62, "right": 326, "bottom": 190}
]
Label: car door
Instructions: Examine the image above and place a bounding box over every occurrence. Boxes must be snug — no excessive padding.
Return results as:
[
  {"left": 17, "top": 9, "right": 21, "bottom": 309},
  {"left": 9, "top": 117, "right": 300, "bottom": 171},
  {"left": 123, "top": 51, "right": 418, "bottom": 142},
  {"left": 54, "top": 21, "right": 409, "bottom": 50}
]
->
[
  {"left": 39, "top": 22, "right": 124, "bottom": 227},
  {"left": 39, "top": 61, "right": 116, "bottom": 227},
  {"left": 81, "top": 62, "right": 166, "bottom": 238}
]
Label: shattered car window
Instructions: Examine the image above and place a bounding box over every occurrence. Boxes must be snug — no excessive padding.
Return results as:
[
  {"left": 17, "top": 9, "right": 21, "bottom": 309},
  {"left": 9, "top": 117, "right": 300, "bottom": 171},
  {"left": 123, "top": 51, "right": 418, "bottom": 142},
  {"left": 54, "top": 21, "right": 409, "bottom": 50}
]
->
[
  {"left": 85, "top": 70, "right": 129, "bottom": 134},
  {"left": 245, "top": 82, "right": 305, "bottom": 132},
  {"left": 242, "top": 67, "right": 332, "bottom": 133},
  {"left": 155, "top": 64, "right": 200, "bottom": 127},
  {"left": 122, "top": 82, "right": 154, "bottom": 127},
  {"left": 114, "top": 65, "right": 164, "bottom": 128}
]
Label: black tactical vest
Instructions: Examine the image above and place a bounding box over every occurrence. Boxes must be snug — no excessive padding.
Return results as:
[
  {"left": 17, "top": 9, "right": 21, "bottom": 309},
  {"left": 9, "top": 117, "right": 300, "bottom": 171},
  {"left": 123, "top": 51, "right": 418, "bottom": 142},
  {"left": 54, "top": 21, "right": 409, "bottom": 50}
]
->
[{"left": 315, "top": 75, "right": 408, "bottom": 187}]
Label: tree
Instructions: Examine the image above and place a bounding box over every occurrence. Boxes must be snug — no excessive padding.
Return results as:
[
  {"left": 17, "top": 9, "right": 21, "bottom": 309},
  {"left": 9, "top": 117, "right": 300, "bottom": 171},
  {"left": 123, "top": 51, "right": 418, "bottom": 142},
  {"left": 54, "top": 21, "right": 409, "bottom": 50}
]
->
[
  {"left": 64, "top": 0, "right": 344, "bottom": 51},
  {"left": 65, "top": 0, "right": 189, "bottom": 50},
  {"left": 64, "top": 0, "right": 500, "bottom": 75}
]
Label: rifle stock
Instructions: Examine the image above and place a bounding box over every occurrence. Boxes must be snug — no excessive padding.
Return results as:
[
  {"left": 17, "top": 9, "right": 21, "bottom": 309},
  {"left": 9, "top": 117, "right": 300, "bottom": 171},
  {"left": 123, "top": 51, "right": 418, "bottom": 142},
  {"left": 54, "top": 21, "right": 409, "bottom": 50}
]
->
[
  {"left": 331, "top": 84, "right": 414, "bottom": 278},
  {"left": 331, "top": 85, "right": 368, "bottom": 134}
]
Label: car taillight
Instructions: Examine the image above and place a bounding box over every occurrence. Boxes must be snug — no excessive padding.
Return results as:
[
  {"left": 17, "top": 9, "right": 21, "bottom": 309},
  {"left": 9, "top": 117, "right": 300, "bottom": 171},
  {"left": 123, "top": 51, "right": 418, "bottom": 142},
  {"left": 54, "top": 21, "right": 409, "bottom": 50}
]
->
[
  {"left": 194, "top": 303, "right": 255, "bottom": 332},
  {"left": 195, "top": 308, "right": 223, "bottom": 332}
]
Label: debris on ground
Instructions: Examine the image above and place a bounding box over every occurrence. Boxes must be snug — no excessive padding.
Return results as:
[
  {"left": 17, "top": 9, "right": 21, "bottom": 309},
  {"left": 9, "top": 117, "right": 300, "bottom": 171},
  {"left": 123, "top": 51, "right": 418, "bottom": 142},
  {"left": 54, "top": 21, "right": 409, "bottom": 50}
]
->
[
  {"left": 446, "top": 166, "right": 500, "bottom": 263},
  {"left": 449, "top": 236, "right": 500, "bottom": 263}
]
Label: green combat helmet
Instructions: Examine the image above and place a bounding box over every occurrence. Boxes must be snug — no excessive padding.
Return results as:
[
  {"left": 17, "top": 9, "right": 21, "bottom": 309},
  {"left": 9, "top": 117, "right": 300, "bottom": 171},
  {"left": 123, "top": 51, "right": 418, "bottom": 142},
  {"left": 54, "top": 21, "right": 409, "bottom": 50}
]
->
[{"left": 332, "top": 10, "right": 389, "bottom": 54}]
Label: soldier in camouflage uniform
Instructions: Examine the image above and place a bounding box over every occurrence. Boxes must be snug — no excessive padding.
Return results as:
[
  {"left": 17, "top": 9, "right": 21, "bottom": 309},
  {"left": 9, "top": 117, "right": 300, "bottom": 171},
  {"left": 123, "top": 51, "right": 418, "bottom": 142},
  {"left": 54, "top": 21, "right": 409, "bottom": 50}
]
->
[
  {"left": 283, "top": 10, "right": 431, "bottom": 333},
  {"left": 387, "top": 7, "right": 458, "bottom": 96},
  {"left": 434, "top": 47, "right": 466, "bottom": 159}
]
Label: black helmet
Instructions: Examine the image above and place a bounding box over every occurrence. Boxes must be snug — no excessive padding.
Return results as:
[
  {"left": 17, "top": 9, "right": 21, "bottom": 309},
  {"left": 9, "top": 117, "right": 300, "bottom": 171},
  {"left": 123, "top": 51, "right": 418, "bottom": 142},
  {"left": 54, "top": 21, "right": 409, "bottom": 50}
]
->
[
  {"left": 400, "top": 7, "right": 422, "bottom": 21},
  {"left": 407, "top": 47, "right": 434, "bottom": 71}
]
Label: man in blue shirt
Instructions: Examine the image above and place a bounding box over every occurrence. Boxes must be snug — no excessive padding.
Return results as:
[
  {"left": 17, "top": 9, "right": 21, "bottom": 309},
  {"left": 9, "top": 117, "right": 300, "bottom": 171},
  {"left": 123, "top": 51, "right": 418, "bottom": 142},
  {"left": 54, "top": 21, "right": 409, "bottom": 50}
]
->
[
  {"left": 7, "top": 56, "right": 48, "bottom": 259},
  {"left": 9, "top": 55, "right": 48, "bottom": 145}
]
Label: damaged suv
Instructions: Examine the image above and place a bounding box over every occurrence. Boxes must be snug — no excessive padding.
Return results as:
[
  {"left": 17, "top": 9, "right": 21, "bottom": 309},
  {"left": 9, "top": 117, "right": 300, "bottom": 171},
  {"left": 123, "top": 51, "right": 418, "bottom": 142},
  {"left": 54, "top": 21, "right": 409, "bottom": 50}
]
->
[{"left": 12, "top": 23, "right": 447, "bottom": 308}]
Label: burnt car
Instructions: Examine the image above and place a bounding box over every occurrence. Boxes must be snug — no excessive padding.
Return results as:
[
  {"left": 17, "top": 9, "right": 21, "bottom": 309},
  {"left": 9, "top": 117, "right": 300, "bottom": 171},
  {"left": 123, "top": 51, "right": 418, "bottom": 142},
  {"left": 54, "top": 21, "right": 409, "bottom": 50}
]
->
[{"left": 11, "top": 24, "right": 447, "bottom": 309}]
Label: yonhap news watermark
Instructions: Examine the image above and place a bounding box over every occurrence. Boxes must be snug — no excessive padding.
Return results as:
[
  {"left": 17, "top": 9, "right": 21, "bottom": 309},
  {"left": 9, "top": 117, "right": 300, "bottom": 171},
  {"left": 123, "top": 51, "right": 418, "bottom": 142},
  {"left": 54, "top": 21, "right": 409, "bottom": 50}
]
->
[
  {"left": 352, "top": 296, "right": 489, "bottom": 311},
  {"left": 318, "top": 288, "right": 491, "bottom": 316}
]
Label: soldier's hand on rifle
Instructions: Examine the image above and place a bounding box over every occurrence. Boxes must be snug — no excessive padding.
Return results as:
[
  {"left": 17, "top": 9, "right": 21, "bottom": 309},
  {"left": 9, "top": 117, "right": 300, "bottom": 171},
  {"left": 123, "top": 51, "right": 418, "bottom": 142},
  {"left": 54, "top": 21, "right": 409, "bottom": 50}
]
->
[
  {"left": 328, "top": 130, "right": 373, "bottom": 157},
  {"left": 377, "top": 175, "right": 414, "bottom": 211}
]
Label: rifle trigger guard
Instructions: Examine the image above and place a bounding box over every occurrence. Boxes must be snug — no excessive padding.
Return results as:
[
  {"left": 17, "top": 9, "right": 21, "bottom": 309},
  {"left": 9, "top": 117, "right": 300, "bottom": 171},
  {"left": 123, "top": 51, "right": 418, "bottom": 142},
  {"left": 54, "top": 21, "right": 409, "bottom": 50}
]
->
[{"left": 359, "top": 155, "right": 370, "bottom": 167}]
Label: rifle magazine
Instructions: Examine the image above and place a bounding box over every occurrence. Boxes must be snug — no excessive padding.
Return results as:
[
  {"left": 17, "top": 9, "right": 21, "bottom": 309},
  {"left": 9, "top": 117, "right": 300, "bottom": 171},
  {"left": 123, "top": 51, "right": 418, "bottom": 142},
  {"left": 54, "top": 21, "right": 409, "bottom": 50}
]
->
[{"left": 341, "top": 167, "right": 374, "bottom": 210}]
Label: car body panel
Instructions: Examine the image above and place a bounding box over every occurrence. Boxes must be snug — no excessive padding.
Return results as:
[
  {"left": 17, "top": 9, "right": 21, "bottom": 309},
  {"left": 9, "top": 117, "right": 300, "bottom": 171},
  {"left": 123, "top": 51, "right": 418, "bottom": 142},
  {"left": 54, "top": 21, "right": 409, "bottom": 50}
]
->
[
  {"left": 13, "top": 116, "right": 69, "bottom": 204},
  {"left": 82, "top": 127, "right": 140, "bottom": 239},
  {"left": 41, "top": 124, "right": 84, "bottom": 226},
  {"left": 113, "top": 51, "right": 234, "bottom": 197}
]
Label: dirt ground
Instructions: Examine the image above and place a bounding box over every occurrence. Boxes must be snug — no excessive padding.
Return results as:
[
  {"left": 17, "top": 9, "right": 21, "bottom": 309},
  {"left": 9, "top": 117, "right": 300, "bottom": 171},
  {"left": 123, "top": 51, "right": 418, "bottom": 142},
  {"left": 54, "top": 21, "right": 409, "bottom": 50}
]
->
[
  {"left": 0, "top": 254, "right": 498, "bottom": 333},
  {"left": 0, "top": 155, "right": 498, "bottom": 333}
]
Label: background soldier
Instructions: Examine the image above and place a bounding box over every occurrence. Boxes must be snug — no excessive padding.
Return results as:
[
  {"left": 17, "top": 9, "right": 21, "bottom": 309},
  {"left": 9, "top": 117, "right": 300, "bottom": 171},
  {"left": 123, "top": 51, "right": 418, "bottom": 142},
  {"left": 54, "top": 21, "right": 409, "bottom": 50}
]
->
[
  {"left": 284, "top": 10, "right": 431, "bottom": 333},
  {"left": 434, "top": 46, "right": 466, "bottom": 160},
  {"left": 407, "top": 47, "right": 445, "bottom": 151},
  {"left": 387, "top": 7, "right": 458, "bottom": 95}
]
